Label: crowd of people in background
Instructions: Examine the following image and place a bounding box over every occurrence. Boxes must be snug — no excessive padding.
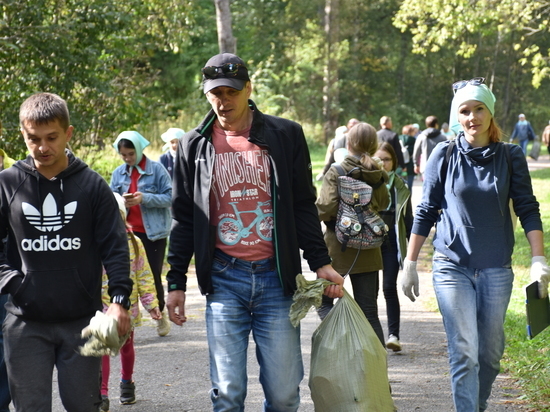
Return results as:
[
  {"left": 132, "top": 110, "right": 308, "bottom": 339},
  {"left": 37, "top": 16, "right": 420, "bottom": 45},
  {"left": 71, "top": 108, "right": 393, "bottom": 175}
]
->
[{"left": 0, "top": 62, "right": 549, "bottom": 412}]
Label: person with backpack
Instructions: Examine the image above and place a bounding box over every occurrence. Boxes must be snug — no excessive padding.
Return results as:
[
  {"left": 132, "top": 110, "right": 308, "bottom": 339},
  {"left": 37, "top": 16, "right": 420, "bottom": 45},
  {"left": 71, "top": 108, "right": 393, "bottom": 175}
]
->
[
  {"left": 316, "top": 122, "right": 390, "bottom": 345},
  {"left": 400, "top": 77, "right": 549, "bottom": 412},
  {"left": 375, "top": 142, "right": 413, "bottom": 352}
]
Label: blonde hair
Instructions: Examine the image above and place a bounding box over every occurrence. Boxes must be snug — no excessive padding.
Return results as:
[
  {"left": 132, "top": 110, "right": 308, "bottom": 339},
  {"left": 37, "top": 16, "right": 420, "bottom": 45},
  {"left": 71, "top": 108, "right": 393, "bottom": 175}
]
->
[
  {"left": 347, "top": 122, "right": 380, "bottom": 170},
  {"left": 488, "top": 118, "right": 502, "bottom": 143}
]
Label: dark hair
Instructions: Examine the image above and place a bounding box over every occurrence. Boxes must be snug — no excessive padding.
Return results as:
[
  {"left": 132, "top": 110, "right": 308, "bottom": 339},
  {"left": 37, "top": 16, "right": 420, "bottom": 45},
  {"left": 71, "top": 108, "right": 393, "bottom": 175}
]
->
[
  {"left": 19, "top": 93, "right": 70, "bottom": 131},
  {"left": 117, "top": 139, "right": 136, "bottom": 151},
  {"left": 377, "top": 141, "right": 398, "bottom": 172},
  {"left": 425, "top": 115, "right": 438, "bottom": 128}
]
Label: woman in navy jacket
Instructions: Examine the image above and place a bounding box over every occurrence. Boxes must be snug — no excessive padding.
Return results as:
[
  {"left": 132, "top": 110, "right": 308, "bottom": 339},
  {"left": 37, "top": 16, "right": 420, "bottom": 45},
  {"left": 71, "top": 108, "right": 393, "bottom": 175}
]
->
[{"left": 401, "top": 78, "right": 549, "bottom": 412}]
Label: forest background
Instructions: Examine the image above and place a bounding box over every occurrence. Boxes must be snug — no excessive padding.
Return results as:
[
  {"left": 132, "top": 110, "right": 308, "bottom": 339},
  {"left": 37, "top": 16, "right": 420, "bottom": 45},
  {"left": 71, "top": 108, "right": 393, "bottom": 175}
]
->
[
  {"left": 2, "top": 0, "right": 550, "bottom": 159},
  {"left": 2, "top": 1, "right": 550, "bottom": 410}
]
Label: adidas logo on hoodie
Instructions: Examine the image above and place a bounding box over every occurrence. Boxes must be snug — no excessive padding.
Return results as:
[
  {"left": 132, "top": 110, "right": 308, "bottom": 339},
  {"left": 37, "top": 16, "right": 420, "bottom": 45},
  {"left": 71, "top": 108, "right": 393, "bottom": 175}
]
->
[{"left": 20, "top": 193, "right": 81, "bottom": 251}]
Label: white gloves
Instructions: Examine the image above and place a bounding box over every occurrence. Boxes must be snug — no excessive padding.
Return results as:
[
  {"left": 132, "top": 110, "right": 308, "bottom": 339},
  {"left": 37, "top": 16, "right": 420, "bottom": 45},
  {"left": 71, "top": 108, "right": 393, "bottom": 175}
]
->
[
  {"left": 400, "top": 259, "right": 419, "bottom": 302},
  {"left": 530, "top": 256, "right": 550, "bottom": 299},
  {"left": 79, "top": 311, "right": 129, "bottom": 357}
]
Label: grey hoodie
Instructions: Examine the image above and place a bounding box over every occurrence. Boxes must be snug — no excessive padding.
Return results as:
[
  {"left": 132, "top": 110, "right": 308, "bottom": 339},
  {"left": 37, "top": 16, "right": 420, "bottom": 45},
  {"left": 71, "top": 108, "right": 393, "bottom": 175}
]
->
[{"left": 412, "top": 127, "right": 447, "bottom": 173}]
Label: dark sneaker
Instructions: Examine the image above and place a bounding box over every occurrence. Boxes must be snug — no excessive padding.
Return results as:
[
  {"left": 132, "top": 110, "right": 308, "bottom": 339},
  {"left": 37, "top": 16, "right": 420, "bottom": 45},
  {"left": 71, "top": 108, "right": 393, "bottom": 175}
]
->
[
  {"left": 120, "top": 381, "right": 136, "bottom": 405},
  {"left": 317, "top": 295, "right": 334, "bottom": 320},
  {"left": 100, "top": 394, "right": 110, "bottom": 411}
]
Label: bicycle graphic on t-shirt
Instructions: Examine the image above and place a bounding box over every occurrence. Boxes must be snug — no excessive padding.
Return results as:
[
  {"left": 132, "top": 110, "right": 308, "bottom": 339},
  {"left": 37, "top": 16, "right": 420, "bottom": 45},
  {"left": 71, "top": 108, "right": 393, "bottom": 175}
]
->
[{"left": 218, "top": 201, "right": 274, "bottom": 245}]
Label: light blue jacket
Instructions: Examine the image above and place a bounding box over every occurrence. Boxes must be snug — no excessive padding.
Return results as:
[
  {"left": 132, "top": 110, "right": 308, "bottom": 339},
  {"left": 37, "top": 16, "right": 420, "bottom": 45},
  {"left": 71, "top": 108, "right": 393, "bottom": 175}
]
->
[{"left": 110, "top": 157, "right": 172, "bottom": 241}]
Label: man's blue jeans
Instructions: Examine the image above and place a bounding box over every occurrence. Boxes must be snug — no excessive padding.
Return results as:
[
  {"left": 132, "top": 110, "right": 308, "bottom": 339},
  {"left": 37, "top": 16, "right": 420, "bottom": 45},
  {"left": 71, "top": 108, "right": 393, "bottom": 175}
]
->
[
  {"left": 206, "top": 250, "right": 303, "bottom": 412},
  {"left": 432, "top": 252, "right": 513, "bottom": 412}
]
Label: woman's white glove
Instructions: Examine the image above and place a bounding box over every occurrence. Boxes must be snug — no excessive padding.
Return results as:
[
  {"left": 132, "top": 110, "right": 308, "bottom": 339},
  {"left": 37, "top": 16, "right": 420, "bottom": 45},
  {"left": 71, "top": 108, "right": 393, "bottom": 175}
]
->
[
  {"left": 400, "top": 259, "right": 419, "bottom": 302},
  {"left": 530, "top": 256, "right": 550, "bottom": 299}
]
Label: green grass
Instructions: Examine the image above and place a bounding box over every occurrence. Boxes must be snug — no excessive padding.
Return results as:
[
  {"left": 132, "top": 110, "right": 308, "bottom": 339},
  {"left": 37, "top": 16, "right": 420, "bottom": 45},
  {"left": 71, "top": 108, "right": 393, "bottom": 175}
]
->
[
  {"left": 502, "top": 167, "right": 550, "bottom": 411},
  {"left": 76, "top": 145, "right": 164, "bottom": 182}
]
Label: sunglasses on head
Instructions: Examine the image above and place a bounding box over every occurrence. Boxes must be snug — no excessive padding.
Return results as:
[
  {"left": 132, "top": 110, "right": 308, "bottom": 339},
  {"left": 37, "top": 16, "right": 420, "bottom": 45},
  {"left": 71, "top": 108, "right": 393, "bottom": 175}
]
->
[
  {"left": 452, "top": 77, "right": 485, "bottom": 93},
  {"left": 202, "top": 63, "right": 244, "bottom": 79}
]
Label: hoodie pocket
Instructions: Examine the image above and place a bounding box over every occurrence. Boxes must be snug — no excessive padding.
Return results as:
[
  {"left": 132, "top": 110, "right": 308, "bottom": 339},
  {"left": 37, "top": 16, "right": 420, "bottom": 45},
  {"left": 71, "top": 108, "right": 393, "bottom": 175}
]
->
[
  {"left": 12, "top": 268, "right": 95, "bottom": 322},
  {"left": 444, "top": 224, "right": 509, "bottom": 267}
]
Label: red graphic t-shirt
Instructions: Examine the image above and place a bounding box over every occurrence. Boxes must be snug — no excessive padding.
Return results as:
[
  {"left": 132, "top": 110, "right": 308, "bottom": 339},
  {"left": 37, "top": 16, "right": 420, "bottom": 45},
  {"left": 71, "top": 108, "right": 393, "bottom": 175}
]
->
[{"left": 210, "top": 123, "right": 274, "bottom": 261}]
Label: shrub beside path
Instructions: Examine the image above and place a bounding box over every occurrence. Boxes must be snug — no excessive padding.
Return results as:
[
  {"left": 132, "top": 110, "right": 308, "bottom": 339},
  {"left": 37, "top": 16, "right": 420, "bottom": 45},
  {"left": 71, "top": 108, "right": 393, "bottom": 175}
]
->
[{"left": 49, "top": 154, "right": 548, "bottom": 411}]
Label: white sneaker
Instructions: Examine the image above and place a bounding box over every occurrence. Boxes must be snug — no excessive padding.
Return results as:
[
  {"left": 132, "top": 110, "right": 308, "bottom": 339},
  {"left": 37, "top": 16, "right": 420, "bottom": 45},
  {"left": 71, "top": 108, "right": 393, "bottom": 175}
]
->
[
  {"left": 386, "top": 334, "right": 402, "bottom": 352},
  {"left": 157, "top": 311, "right": 171, "bottom": 337}
]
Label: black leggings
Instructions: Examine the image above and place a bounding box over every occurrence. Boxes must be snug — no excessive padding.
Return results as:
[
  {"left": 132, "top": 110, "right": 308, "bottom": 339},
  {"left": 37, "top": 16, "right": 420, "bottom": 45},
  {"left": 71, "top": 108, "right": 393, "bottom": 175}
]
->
[
  {"left": 134, "top": 232, "right": 167, "bottom": 312},
  {"left": 381, "top": 226, "right": 401, "bottom": 339}
]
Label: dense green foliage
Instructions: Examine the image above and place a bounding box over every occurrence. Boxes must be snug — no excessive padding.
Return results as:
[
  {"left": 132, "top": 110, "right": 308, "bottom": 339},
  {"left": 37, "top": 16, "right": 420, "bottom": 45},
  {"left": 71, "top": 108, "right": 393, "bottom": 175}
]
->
[
  {"left": 2, "top": 0, "right": 550, "bottom": 155},
  {"left": 3, "top": 0, "right": 549, "bottom": 406},
  {"left": 503, "top": 167, "right": 550, "bottom": 411}
]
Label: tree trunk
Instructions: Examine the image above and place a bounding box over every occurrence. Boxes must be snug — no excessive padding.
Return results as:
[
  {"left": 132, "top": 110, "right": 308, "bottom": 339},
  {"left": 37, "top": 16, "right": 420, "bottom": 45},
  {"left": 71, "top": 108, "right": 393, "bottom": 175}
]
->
[
  {"left": 323, "top": 0, "right": 340, "bottom": 144},
  {"left": 214, "top": 0, "right": 236, "bottom": 54}
]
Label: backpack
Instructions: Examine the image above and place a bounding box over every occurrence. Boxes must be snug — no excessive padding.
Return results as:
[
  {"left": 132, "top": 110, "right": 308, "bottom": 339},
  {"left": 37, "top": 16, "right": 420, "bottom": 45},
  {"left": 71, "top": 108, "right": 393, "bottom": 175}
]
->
[{"left": 332, "top": 164, "right": 389, "bottom": 252}]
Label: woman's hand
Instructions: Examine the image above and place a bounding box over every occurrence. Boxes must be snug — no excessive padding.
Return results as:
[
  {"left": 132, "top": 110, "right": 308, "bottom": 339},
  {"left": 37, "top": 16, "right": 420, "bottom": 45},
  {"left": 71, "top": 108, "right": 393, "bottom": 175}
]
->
[{"left": 124, "top": 191, "right": 143, "bottom": 207}]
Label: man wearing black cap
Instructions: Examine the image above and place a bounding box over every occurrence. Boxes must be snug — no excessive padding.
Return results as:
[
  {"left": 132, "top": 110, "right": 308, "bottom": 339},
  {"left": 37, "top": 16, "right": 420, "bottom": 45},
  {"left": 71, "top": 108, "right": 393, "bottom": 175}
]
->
[{"left": 166, "top": 53, "right": 343, "bottom": 411}]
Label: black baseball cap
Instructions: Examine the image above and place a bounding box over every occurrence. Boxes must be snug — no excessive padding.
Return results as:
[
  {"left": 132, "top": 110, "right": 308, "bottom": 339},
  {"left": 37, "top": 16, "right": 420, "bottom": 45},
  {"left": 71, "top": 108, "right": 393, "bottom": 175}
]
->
[{"left": 202, "top": 53, "right": 250, "bottom": 94}]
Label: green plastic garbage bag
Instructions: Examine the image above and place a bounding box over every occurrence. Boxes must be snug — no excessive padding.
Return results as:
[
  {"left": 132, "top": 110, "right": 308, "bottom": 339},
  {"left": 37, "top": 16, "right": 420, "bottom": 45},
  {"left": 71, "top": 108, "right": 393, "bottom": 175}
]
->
[{"left": 309, "top": 290, "right": 395, "bottom": 411}]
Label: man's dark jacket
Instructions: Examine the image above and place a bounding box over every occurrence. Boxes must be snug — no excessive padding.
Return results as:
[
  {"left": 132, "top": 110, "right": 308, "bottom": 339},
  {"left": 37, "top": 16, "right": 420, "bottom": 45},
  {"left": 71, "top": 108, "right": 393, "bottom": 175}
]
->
[
  {"left": 167, "top": 100, "right": 331, "bottom": 296},
  {"left": 377, "top": 128, "right": 405, "bottom": 168}
]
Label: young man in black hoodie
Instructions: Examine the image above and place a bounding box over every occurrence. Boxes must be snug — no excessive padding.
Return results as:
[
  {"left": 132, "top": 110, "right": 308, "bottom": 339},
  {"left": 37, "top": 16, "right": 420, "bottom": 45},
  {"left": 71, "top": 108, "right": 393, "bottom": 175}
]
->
[{"left": 0, "top": 93, "right": 132, "bottom": 411}]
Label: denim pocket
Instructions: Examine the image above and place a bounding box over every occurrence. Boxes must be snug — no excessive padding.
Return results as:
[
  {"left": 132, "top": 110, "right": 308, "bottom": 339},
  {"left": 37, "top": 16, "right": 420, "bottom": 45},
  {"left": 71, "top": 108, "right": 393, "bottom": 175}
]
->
[
  {"left": 433, "top": 251, "right": 451, "bottom": 261},
  {"left": 212, "top": 256, "right": 230, "bottom": 274}
]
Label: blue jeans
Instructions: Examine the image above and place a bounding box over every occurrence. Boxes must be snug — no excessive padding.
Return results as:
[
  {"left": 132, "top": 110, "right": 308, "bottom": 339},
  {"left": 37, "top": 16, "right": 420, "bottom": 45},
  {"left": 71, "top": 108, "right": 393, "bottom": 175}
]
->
[
  {"left": 406, "top": 171, "right": 415, "bottom": 192},
  {"left": 0, "top": 295, "right": 10, "bottom": 412},
  {"left": 519, "top": 138, "right": 528, "bottom": 155},
  {"left": 206, "top": 250, "right": 303, "bottom": 412},
  {"left": 432, "top": 252, "right": 513, "bottom": 412}
]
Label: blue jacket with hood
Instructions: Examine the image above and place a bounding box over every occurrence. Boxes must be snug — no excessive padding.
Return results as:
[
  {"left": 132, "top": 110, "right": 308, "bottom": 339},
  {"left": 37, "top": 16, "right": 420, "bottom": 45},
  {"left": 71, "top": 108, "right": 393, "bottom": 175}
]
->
[{"left": 413, "top": 132, "right": 542, "bottom": 268}]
